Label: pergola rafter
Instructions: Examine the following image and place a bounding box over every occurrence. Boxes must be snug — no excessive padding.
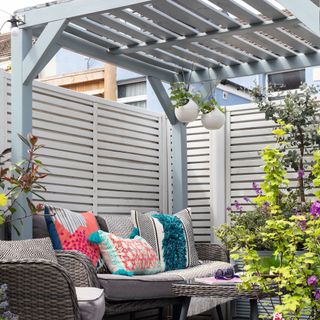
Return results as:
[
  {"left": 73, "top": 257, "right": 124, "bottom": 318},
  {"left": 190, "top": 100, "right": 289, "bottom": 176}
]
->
[{"left": 11, "top": 0, "right": 320, "bottom": 239}]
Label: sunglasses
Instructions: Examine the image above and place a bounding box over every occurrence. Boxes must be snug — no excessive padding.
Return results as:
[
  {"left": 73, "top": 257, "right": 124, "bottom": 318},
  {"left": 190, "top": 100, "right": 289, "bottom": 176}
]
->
[{"left": 215, "top": 268, "right": 240, "bottom": 280}]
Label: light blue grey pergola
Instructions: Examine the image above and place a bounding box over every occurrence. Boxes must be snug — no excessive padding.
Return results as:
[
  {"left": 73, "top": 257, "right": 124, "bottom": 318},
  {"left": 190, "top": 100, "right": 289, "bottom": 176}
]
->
[{"left": 11, "top": 0, "right": 320, "bottom": 239}]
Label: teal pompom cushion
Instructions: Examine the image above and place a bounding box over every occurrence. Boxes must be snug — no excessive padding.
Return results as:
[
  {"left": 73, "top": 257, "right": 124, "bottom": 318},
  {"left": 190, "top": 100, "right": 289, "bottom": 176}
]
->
[
  {"left": 131, "top": 208, "right": 200, "bottom": 271},
  {"left": 89, "top": 230, "right": 162, "bottom": 276}
]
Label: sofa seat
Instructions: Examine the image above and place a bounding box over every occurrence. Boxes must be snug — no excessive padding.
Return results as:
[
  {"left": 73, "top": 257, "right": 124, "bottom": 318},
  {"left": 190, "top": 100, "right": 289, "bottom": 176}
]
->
[
  {"left": 98, "top": 260, "right": 233, "bottom": 301},
  {"left": 76, "top": 287, "right": 105, "bottom": 320}
]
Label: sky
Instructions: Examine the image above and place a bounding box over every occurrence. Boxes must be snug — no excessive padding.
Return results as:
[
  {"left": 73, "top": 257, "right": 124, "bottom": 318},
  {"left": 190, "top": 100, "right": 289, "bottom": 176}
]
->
[{"left": 0, "top": 0, "right": 46, "bottom": 32}]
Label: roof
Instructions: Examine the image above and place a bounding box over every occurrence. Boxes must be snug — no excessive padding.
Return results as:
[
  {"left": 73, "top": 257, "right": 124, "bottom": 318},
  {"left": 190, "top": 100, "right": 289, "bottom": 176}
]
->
[
  {"left": 0, "top": 33, "right": 11, "bottom": 61},
  {"left": 15, "top": 0, "right": 320, "bottom": 84}
]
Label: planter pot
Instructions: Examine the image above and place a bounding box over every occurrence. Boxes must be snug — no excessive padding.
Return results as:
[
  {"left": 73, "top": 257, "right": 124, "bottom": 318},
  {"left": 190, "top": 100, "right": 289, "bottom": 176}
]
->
[
  {"left": 174, "top": 100, "right": 199, "bottom": 123},
  {"left": 201, "top": 108, "right": 225, "bottom": 130}
]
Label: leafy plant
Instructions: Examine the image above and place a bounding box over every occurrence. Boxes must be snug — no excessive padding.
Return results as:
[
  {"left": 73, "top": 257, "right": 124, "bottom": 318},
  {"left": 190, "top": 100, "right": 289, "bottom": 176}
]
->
[
  {"left": 217, "top": 85, "right": 320, "bottom": 319},
  {"left": 169, "top": 82, "right": 193, "bottom": 108},
  {"left": 0, "top": 134, "right": 47, "bottom": 234}
]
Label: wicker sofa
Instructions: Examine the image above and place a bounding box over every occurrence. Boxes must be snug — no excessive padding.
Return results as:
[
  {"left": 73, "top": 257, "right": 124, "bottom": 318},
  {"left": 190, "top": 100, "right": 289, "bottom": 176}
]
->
[{"left": 1, "top": 214, "right": 230, "bottom": 319}]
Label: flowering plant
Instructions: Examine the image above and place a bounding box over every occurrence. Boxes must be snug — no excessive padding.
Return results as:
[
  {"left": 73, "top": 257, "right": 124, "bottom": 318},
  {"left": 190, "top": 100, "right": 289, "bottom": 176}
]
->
[
  {"left": 0, "top": 284, "right": 18, "bottom": 320},
  {"left": 0, "top": 134, "right": 47, "bottom": 234},
  {"left": 216, "top": 85, "right": 320, "bottom": 319}
]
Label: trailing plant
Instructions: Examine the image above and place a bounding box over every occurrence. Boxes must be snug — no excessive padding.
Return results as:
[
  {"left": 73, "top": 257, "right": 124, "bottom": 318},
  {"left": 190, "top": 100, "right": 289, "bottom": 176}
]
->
[
  {"left": 0, "top": 134, "right": 47, "bottom": 234},
  {"left": 169, "top": 82, "right": 194, "bottom": 108}
]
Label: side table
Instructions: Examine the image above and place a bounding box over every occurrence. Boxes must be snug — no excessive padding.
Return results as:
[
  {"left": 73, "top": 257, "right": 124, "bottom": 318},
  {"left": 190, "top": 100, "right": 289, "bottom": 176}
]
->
[{"left": 172, "top": 280, "right": 266, "bottom": 320}]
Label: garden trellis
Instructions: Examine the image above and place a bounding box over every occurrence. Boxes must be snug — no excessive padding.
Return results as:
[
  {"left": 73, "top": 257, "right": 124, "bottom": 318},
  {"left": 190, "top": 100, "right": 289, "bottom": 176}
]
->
[{"left": 10, "top": 0, "right": 320, "bottom": 238}]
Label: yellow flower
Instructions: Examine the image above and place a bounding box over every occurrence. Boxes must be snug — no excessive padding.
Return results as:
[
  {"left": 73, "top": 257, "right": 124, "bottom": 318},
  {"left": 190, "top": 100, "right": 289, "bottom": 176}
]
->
[
  {"left": 272, "top": 128, "right": 286, "bottom": 137},
  {"left": 0, "top": 194, "right": 7, "bottom": 207}
]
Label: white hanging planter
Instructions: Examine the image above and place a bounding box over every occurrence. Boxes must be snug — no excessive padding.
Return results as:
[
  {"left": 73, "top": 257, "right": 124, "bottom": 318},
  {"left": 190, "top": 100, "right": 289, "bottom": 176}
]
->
[
  {"left": 174, "top": 99, "right": 199, "bottom": 123},
  {"left": 201, "top": 108, "right": 225, "bottom": 130}
]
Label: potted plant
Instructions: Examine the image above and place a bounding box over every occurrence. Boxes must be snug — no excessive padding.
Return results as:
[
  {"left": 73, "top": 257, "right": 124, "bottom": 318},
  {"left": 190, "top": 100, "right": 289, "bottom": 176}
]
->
[
  {"left": 197, "top": 97, "right": 225, "bottom": 130},
  {"left": 170, "top": 82, "right": 199, "bottom": 123}
]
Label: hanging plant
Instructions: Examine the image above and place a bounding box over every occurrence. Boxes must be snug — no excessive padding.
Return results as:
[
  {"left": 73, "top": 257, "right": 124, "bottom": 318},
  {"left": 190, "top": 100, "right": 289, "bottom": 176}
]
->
[
  {"left": 169, "top": 82, "right": 199, "bottom": 123},
  {"left": 196, "top": 97, "right": 225, "bottom": 130}
]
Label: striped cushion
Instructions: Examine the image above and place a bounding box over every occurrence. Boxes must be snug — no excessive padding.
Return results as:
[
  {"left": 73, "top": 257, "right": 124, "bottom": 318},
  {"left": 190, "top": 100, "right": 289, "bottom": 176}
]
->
[
  {"left": 131, "top": 208, "right": 200, "bottom": 271},
  {"left": 45, "top": 206, "right": 101, "bottom": 268}
]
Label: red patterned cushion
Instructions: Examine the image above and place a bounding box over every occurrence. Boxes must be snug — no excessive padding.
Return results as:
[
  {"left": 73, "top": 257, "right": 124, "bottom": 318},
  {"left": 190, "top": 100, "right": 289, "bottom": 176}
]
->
[
  {"left": 89, "top": 230, "right": 162, "bottom": 275},
  {"left": 45, "top": 206, "right": 101, "bottom": 267}
]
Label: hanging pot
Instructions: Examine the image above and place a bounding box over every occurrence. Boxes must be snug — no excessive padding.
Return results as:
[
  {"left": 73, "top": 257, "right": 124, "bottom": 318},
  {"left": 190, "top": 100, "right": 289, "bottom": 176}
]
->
[
  {"left": 201, "top": 108, "right": 225, "bottom": 130},
  {"left": 174, "top": 99, "right": 199, "bottom": 123}
]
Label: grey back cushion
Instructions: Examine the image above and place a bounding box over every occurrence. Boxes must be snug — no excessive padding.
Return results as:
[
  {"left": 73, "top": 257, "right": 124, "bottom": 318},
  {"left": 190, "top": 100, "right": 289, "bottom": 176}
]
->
[
  {"left": 103, "top": 215, "right": 133, "bottom": 238},
  {"left": 0, "top": 237, "right": 58, "bottom": 263}
]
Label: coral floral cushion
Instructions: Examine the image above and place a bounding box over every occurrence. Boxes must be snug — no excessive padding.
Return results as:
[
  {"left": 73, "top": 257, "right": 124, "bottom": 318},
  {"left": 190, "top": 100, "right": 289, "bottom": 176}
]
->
[
  {"left": 89, "top": 230, "right": 162, "bottom": 276},
  {"left": 45, "top": 206, "right": 101, "bottom": 268}
]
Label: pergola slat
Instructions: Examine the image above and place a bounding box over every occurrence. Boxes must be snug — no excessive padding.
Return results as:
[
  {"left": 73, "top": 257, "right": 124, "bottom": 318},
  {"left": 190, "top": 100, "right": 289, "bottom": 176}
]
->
[
  {"left": 226, "top": 35, "right": 279, "bottom": 60},
  {"left": 148, "top": 48, "right": 206, "bottom": 70},
  {"left": 72, "top": 17, "right": 139, "bottom": 47},
  {"left": 153, "top": 0, "right": 219, "bottom": 33},
  {"left": 175, "top": 0, "right": 242, "bottom": 29},
  {"left": 163, "top": 46, "right": 219, "bottom": 68},
  {"left": 110, "top": 9, "right": 179, "bottom": 39},
  {"left": 87, "top": 13, "right": 159, "bottom": 43},
  {"left": 127, "top": 52, "right": 182, "bottom": 72},
  {"left": 288, "top": 25, "right": 320, "bottom": 49},
  {"left": 199, "top": 39, "right": 260, "bottom": 63},
  {"left": 242, "top": 32, "right": 296, "bottom": 57},
  {"left": 133, "top": 4, "right": 199, "bottom": 36},
  {"left": 208, "top": 0, "right": 265, "bottom": 25},
  {"left": 188, "top": 43, "right": 242, "bottom": 66},
  {"left": 244, "top": 0, "right": 287, "bottom": 20},
  {"left": 65, "top": 25, "right": 118, "bottom": 49},
  {"left": 265, "top": 28, "right": 318, "bottom": 54}
]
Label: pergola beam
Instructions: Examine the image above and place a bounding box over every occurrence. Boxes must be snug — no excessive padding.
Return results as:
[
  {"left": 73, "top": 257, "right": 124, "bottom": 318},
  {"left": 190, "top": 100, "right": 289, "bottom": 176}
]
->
[
  {"left": 148, "top": 76, "right": 177, "bottom": 125},
  {"left": 23, "top": 20, "right": 67, "bottom": 84},
  {"left": 58, "top": 33, "right": 175, "bottom": 83},
  {"left": 18, "top": 0, "right": 151, "bottom": 29},
  {"left": 186, "top": 51, "right": 320, "bottom": 83},
  {"left": 276, "top": 0, "right": 320, "bottom": 36}
]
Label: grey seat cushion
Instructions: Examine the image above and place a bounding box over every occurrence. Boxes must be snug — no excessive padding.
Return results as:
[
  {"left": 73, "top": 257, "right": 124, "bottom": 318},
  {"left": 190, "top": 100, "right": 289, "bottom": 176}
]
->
[
  {"left": 98, "top": 260, "right": 233, "bottom": 301},
  {"left": 76, "top": 287, "right": 105, "bottom": 320}
]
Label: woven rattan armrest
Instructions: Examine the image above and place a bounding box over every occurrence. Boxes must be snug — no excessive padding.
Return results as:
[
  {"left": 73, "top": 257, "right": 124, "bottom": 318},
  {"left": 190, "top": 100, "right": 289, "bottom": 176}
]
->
[
  {"left": 195, "top": 243, "right": 228, "bottom": 262},
  {"left": 0, "top": 259, "right": 80, "bottom": 320},
  {"left": 56, "top": 250, "right": 100, "bottom": 287}
]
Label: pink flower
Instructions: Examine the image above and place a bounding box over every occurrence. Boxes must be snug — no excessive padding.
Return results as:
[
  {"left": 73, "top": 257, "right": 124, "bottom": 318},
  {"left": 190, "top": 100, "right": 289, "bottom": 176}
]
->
[{"left": 273, "top": 312, "right": 283, "bottom": 320}]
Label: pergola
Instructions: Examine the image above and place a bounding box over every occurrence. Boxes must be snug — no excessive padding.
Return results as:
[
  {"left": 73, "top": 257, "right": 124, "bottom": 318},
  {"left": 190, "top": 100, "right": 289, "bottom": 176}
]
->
[{"left": 11, "top": 0, "right": 320, "bottom": 239}]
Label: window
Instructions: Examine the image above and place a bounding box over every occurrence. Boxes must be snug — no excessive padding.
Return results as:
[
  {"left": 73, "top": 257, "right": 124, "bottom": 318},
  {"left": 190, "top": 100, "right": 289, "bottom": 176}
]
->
[
  {"left": 267, "top": 69, "right": 305, "bottom": 91},
  {"left": 117, "top": 78, "right": 147, "bottom": 108}
]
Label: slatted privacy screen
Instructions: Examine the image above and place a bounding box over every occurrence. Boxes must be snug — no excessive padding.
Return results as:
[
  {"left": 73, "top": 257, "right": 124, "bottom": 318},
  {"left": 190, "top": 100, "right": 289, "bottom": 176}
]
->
[
  {"left": 0, "top": 70, "right": 167, "bottom": 217},
  {"left": 187, "top": 118, "right": 213, "bottom": 243}
]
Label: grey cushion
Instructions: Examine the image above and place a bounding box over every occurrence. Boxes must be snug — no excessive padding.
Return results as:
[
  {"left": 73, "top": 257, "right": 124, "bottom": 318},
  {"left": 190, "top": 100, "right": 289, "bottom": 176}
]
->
[
  {"left": 0, "top": 237, "right": 58, "bottom": 263},
  {"left": 76, "top": 287, "right": 105, "bottom": 320},
  {"left": 33, "top": 214, "right": 50, "bottom": 238},
  {"left": 102, "top": 215, "right": 134, "bottom": 238},
  {"left": 98, "top": 260, "right": 233, "bottom": 301}
]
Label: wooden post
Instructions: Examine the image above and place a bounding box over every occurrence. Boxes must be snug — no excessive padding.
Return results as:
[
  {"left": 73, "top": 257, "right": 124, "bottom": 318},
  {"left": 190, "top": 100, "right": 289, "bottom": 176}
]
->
[{"left": 103, "top": 63, "right": 117, "bottom": 101}]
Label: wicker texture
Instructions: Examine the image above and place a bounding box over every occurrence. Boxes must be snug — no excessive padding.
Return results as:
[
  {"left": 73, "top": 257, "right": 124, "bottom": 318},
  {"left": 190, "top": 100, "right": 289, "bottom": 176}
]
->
[
  {"left": 0, "top": 259, "right": 80, "bottom": 320},
  {"left": 172, "top": 283, "right": 264, "bottom": 299},
  {"left": 195, "top": 243, "right": 228, "bottom": 262},
  {"left": 56, "top": 250, "right": 100, "bottom": 287}
]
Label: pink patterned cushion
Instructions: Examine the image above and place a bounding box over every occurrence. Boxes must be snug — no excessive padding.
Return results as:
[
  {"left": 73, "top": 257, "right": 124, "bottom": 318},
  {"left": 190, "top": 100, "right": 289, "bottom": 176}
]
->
[{"left": 89, "top": 230, "right": 162, "bottom": 275}]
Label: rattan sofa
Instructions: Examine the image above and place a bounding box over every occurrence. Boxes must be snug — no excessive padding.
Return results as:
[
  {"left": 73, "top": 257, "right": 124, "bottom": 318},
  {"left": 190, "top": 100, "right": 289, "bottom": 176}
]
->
[{"left": 1, "top": 215, "right": 230, "bottom": 319}]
